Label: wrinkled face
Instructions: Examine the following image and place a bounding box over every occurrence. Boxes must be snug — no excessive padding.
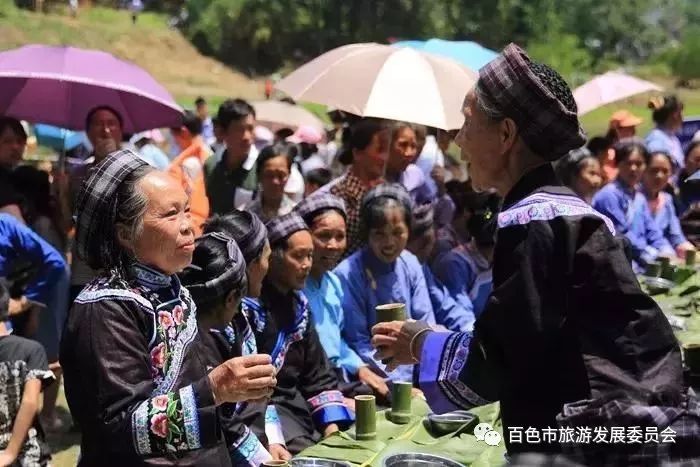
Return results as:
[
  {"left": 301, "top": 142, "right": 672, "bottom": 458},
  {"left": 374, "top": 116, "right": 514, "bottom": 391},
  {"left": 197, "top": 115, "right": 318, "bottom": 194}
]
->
[
  {"left": 122, "top": 172, "right": 194, "bottom": 275},
  {"left": 0, "top": 127, "right": 26, "bottom": 169},
  {"left": 573, "top": 158, "right": 602, "bottom": 202},
  {"left": 310, "top": 211, "right": 347, "bottom": 275},
  {"left": 247, "top": 241, "right": 271, "bottom": 298},
  {"left": 87, "top": 109, "right": 123, "bottom": 149},
  {"left": 224, "top": 114, "right": 255, "bottom": 160},
  {"left": 454, "top": 90, "right": 509, "bottom": 192},
  {"left": 618, "top": 150, "right": 646, "bottom": 187},
  {"left": 406, "top": 228, "right": 436, "bottom": 264},
  {"left": 387, "top": 127, "right": 418, "bottom": 174},
  {"left": 272, "top": 231, "right": 314, "bottom": 291},
  {"left": 643, "top": 153, "right": 672, "bottom": 194},
  {"left": 354, "top": 130, "right": 390, "bottom": 180},
  {"left": 686, "top": 146, "right": 700, "bottom": 175},
  {"left": 368, "top": 207, "right": 409, "bottom": 264},
  {"left": 260, "top": 155, "right": 290, "bottom": 201}
]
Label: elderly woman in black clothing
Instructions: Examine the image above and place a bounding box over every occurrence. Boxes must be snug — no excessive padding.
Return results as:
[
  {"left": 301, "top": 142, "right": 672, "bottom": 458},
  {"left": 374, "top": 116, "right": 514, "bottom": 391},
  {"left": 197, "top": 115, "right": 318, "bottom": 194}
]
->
[
  {"left": 60, "top": 150, "right": 276, "bottom": 466},
  {"left": 372, "top": 44, "right": 696, "bottom": 464}
]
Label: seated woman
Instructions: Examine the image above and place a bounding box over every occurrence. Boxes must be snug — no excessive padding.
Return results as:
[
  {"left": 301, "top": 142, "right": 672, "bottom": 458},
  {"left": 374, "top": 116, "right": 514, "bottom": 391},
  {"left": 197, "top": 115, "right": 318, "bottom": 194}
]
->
[
  {"left": 334, "top": 183, "right": 436, "bottom": 383},
  {"left": 593, "top": 139, "right": 674, "bottom": 270},
  {"left": 244, "top": 142, "right": 297, "bottom": 222},
  {"left": 554, "top": 147, "right": 603, "bottom": 204},
  {"left": 201, "top": 210, "right": 295, "bottom": 462},
  {"left": 241, "top": 213, "right": 353, "bottom": 455},
  {"left": 179, "top": 231, "right": 273, "bottom": 466},
  {"left": 406, "top": 203, "right": 474, "bottom": 332},
  {"left": 642, "top": 150, "right": 695, "bottom": 259},
  {"left": 295, "top": 194, "right": 389, "bottom": 399},
  {"left": 59, "top": 150, "right": 277, "bottom": 467},
  {"left": 433, "top": 192, "right": 499, "bottom": 319}
]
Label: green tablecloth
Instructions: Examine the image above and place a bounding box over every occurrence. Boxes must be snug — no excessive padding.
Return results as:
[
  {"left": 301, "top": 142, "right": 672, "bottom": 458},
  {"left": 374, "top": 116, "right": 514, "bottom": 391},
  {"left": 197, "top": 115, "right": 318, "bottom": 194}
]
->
[
  {"left": 640, "top": 267, "right": 700, "bottom": 348},
  {"left": 298, "top": 269, "right": 698, "bottom": 466},
  {"left": 297, "top": 399, "right": 506, "bottom": 466}
]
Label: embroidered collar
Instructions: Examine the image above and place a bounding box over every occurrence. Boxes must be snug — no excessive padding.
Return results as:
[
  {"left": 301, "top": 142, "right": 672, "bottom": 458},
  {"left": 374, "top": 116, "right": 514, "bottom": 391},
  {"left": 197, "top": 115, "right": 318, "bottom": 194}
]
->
[
  {"left": 130, "top": 263, "right": 173, "bottom": 289},
  {"left": 503, "top": 164, "right": 559, "bottom": 210}
]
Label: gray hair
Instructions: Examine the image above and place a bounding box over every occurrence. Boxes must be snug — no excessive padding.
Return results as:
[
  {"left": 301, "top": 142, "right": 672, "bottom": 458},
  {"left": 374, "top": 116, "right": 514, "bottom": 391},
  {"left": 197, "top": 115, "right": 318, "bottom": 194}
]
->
[
  {"left": 114, "top": 165, "right": 154, "bottom": 270},
  {"left": 474, "top": 82, "right": 506, "bottom": 122}
]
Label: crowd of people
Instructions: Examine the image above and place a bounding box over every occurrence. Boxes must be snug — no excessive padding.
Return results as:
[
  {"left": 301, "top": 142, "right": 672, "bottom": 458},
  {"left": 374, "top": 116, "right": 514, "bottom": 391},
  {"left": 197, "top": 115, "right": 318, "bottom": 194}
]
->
[{"left": 0, "top": 43, "right": 698, "bottom": 466}]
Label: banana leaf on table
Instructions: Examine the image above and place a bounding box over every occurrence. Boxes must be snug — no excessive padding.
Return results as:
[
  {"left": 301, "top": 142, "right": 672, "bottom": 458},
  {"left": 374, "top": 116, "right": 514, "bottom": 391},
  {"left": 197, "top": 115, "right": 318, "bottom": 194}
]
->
[{"left": 297, "top": 399, "right": 505, "bottom": 466}]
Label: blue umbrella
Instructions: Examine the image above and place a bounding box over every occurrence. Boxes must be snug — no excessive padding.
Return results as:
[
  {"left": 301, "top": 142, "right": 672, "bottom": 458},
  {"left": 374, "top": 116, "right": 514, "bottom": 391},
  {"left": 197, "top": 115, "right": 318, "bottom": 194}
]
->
[
  {"left": 33, "top": 123, "right": 85, "bottom": 152},
  {"left": 392, "top": 39, "right": 498, "bottom": 71}
]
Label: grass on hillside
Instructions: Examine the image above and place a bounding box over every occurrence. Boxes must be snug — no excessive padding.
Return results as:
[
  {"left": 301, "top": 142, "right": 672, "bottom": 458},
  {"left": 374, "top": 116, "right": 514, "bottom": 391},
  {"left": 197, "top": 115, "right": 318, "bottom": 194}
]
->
[{"left": 0, "top": 2, "right": 262, "bottom": 104}]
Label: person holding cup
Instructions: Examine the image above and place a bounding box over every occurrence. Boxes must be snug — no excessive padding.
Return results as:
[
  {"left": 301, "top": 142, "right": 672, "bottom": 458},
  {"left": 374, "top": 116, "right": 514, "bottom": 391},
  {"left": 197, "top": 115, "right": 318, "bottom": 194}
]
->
[
  {"left": 60, "top": 150, "right": 277, "bottom": 466},
  {"left": 334, "top": 183, "right": 436, "bottom": 384},
  {"left": 371, "top": 44, "right": 689, "bottom": 464}
]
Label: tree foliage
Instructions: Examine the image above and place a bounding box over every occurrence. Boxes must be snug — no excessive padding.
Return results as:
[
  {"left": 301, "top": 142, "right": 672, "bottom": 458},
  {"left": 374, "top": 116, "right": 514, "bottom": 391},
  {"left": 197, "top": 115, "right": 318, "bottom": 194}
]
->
[{"left": 179, "top": 0, "right": 698, "bottom": 79}]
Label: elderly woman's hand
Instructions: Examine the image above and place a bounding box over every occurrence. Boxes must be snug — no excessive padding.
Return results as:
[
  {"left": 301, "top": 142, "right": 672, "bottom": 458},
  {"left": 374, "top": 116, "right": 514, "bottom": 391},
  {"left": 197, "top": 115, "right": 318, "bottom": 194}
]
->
[
  {"left": 208, "top": 354, "right": 277, "bottom": 405},
  {"left": 371, "top": 320, "right": 433, "bottom": 372}
]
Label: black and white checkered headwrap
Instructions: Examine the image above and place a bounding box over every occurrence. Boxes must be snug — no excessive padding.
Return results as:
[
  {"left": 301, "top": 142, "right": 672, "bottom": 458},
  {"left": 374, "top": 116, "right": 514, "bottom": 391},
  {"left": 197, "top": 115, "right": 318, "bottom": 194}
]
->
[
  {"left": 233, "top": 210, "right": 268, "bottom": 264},
  {"left": 182, "top": 232, "right": 247, "bottom": 303},
  {"left": 294, "top": 193, "right": 347, "bottom": 224},
  {"left": 266, "top": 212, "right": 308, "bottom": 247},
  {"left": 361, "top": 182, "right": 412, "bottom": 215},
  {"left": 74, "top": 149, "right": 151, "bottom": 270},
  {"left": 411, "top": 202, "right": 435, "bottom": 237}
]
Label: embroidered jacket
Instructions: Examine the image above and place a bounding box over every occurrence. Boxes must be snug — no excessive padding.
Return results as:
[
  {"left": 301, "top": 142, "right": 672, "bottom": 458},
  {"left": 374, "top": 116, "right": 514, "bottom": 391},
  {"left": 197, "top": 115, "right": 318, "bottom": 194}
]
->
[
  {"left": 418, "top": 164, "right": 683, "bottom": 456},
  {"left": 60, "top": 264, "right": 230, "bottom": 466},
  {"left": 237, "top": 281, "right": 353, "bottom": 453}
]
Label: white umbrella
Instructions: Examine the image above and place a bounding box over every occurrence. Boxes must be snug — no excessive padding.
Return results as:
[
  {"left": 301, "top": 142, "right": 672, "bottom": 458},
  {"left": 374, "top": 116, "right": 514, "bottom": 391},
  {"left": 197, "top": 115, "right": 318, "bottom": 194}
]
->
[
  {"left": 573, "top": 71, "right": 663, "bottom": 116},
  {"left": 251, "top": 100, "right": 326, "bottom": 133},
  {"left": 275, "top": 43, "right": 478, "bottom": 130}
]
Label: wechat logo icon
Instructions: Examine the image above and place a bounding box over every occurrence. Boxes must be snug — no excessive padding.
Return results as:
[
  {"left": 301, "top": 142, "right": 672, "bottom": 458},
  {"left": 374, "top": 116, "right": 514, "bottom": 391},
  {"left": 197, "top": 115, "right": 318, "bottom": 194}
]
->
[{"left": 474, "top": 422, "right": 502, "bottom": 447}]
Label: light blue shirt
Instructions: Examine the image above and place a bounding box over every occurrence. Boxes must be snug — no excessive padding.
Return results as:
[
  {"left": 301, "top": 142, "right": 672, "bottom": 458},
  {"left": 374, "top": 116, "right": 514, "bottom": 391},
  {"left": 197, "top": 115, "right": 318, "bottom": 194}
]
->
[
  {"left": 422, "top": 264, "right": 474, "bottom": 332},
  {"left": 592, "top": 180, "right": 673, "bottom": 268},
  {"left": 303, "top": 271, "right": 365, "bottom": 379},
  {"left": 433, "top": 242, "right": 492, "bottom": 320},
  {"left": 334, "top": 248, "right": 436, "bottom": 383},
  {"left": 647, "top": 191, "right": 688, "bottom": 250}
]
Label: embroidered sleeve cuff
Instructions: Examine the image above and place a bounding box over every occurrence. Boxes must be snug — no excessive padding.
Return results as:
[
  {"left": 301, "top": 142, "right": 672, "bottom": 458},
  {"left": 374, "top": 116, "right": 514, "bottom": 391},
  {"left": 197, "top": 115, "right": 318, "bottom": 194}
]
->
[
  {"left": 419, "top": 332, "right": 488, "bottom": 414},
  {"left": 264, "top": 405, "right": 286, "bottom": 446},
  {"left": 230, "top": 426, "right": 272, "bottom": 466},
  {"left": 131, "top": 379, "right": 218, "bottom": 457},
  {"left": 308, "top": 390, "right": 355, "bottom": 430}
]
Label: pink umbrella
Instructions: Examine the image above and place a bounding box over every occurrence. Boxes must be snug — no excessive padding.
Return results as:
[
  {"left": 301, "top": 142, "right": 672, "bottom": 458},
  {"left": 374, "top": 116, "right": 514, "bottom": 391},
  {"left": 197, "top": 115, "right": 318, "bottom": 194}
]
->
[
  {"left": 573, "top": 71, "right": 663, "bottom": 116},
  {"left": 0, "top": 44, "right": 183, "bottom": 133}
]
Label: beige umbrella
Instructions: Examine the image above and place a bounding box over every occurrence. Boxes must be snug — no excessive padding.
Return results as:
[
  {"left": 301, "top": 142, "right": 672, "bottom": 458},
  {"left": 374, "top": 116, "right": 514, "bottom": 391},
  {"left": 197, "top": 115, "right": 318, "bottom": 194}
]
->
[
  {"left": 275, "top": 43, "right": 478, "bottom": 130},
  {"left": 573, "top": 71, "right": 663, "bottom": 116},
  {"left": 251, "top": 100, "right": 326, "bottom": 133}
]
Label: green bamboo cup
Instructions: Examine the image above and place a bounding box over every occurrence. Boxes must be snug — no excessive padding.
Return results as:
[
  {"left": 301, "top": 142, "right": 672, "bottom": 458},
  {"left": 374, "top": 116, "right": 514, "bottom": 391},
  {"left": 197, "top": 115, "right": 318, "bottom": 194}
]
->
[
  {"left": 262, "top": 461, "right": 289, "bottom": 467},
  {"left": 375, "top": 303, "right": 406, "bottom": 323},
  {"left": 354, "top": 395, "right": 377, "bottom": 440},
  {"left": 645, "top": 261, "right": 661, "bottom": 278},
  {"left": 686, "top": 249, "right": 697, "bottom": 267},
  {"left": 390, "top": 381, "right": 413, "bottom": 424}
]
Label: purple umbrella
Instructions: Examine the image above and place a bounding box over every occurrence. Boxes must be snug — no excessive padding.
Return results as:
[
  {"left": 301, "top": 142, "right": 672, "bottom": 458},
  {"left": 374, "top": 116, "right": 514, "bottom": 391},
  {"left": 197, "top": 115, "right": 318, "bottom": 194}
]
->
[{"left": 0, "top": 44, "right": 183, "bottom": 133}]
